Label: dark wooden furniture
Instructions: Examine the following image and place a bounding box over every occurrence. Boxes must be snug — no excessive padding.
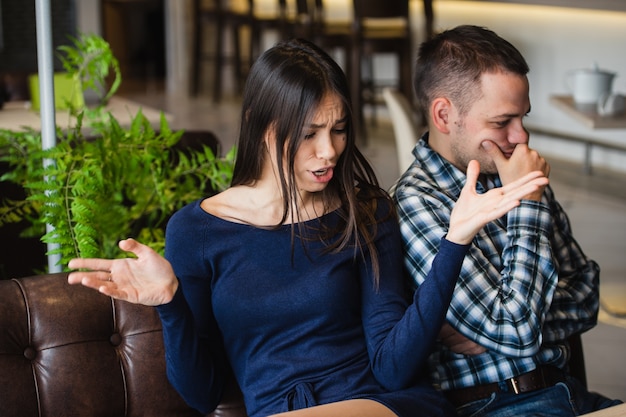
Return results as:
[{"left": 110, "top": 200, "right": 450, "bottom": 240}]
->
[
  {"left": 191, "top": 0, "right": 252, "bottom": 101},
  {"left": 350, "top": 0, "right": 412, "bottom": 139}
]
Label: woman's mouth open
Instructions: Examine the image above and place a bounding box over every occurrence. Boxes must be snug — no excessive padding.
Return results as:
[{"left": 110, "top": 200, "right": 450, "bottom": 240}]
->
[{"left": 311, "top": 167, "right": 334, "bottom": 182}]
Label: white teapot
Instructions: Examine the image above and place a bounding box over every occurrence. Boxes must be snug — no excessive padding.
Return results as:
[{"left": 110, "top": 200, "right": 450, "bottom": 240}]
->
[{"left": 567, "top": 64, "right": 616, "bottom": 105}]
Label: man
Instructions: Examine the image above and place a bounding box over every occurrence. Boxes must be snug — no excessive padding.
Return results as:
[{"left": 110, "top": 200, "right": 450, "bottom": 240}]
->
[{"left": 390, "top": 25, "right": 622, "bottom": 416}]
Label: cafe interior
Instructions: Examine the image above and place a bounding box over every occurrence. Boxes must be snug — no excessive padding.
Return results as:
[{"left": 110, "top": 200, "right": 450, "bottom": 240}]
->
[{"left": 1, "top": 0, "right": 625, "bottom": 414}]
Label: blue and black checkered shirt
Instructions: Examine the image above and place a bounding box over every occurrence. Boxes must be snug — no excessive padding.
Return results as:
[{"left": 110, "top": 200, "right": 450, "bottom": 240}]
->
[{"left": 390, "top": 134, "right": 599, "bottom": 391}]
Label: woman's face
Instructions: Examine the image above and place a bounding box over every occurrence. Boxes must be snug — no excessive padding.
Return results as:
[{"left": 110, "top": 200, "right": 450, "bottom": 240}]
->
[{"left": 291, "top": 93, "right": 348, "bottom": 194}]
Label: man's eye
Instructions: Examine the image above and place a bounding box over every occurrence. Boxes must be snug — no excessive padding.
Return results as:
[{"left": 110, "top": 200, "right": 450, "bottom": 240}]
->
[
  {"left": 495, "top": 120, "right": 509, "bottom": 128},
  {"left": 304, "top": 132, "right": 315, "bottom": 139}
]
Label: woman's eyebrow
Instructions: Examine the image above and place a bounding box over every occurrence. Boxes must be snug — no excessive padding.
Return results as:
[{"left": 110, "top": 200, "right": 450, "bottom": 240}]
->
[{"left": 306, "top": 116, "right": 347, "bottom": 129}]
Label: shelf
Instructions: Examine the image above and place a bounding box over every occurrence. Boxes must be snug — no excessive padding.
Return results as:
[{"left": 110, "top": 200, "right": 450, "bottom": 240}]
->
[{"left": 550, "top": 95, "right": 626, "bottom": 129}]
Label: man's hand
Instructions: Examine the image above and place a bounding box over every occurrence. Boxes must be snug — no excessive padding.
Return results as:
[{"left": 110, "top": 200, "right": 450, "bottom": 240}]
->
[
  {"left": 482, "top": 141, "right": 550, "bottom": 201},
  {"left": 439, "top": 323, "right": 487, "bottom": 355}
]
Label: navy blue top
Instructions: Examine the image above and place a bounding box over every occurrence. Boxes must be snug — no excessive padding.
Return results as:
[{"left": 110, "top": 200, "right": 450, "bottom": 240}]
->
[{"left": 157, "top": 198, "right": 467, "bottom": 417}]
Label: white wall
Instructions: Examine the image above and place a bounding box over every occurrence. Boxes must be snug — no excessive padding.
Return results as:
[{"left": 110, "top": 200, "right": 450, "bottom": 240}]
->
[{"left": 431, "top": 1, "right": 626, "bottom": 172}]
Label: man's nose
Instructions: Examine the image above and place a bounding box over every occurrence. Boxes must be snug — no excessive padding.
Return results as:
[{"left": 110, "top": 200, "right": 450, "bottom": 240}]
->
[{"left": 510, "top": 122, "right": 529, "bottom": 144}]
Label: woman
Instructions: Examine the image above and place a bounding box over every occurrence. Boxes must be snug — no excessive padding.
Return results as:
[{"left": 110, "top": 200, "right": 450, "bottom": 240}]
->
[{"left": 68, "top": 39, "right": 547, "bottom": 417}]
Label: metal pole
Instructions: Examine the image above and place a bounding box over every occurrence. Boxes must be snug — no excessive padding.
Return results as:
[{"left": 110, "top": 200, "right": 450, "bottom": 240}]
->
[{"left": 34, "top": 0, "right": 62, "bottom": 272}]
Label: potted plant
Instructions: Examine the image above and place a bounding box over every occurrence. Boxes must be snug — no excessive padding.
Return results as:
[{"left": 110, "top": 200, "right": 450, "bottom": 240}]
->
[
  {"left": 27, "top": 34, "right": 120, "bottom": 111},
  {"left": 0, "top": 34, "right": 235, "bottom": 276}
]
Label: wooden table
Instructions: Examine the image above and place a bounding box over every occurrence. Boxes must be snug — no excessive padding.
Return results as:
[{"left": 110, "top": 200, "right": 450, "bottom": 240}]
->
[
  {"left": 0, "top": 96, "right": 170, "bottom": 131},
  {"left": 550, "top": 95, "right": 626, "bottom": 129},
  {"left": 580, "top": 403, "right": 626, "bottom": 417}
]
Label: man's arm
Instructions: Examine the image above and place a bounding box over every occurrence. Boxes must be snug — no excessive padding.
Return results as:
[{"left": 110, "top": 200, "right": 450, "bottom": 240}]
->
[{"left": 481, "top": 142, "right": 599, "bottom": 343}]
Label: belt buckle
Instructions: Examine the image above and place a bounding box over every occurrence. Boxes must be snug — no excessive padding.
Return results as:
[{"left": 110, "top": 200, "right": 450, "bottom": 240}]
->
[{"left": 509, "top": 377, "right": 521, "bottom": 394}]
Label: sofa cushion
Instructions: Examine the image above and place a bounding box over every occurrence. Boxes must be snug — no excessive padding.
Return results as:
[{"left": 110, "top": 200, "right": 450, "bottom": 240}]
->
[{"left": 0, "top": 273, "right": 202, "bottom": 417}]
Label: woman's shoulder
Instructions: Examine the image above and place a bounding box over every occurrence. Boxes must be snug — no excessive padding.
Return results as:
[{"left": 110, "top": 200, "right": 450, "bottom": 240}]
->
[
  {"left": 166, "top": 199, "right": 212, "bottom": 240},
  {"left": 200, "top": 186, "right": 263, "bottom": 225}
]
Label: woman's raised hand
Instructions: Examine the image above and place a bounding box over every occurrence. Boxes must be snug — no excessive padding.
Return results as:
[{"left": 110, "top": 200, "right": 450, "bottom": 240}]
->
[
  {"left": 67, "top": 238, "right": 178, "bottom": 306},
  {"left": 446, "top": 160, "right": 549, "bottom": 245}
]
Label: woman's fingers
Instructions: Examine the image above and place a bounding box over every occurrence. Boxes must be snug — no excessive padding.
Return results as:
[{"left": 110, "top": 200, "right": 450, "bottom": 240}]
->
[
  {"left": 448, "top": 163, "right": 549, "bottom": 245},
  {"left": 67, "top": 257, "right": 113, "bottom": 274},
  {"left": 482, "top": 172, "right": 548, "bottom": 217},
  {"left": 501, "top": 169, "right": 549, "bottom": 191},
  {"left": 67, "top": 259, "right": 114, "bottom": 290},
  {"left": 118, "top": 238, "right": 153, "bottom": 258},
  {"left": 497, "top": 170, "right": 549, "bottom": 206},
  {"left": 67, "top": 238, "right": 178, "bottom": 306},
  {"left": 464, "top": 159, "right": 481, "bottom": 191}
]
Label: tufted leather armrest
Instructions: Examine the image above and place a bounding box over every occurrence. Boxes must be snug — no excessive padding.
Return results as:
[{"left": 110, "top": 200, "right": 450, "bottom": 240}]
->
[{"left": 0, "top": 273, "right": 247, "bottom": 417}]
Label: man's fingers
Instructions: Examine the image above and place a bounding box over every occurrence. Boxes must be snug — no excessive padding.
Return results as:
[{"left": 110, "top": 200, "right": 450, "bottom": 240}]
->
[{"left": 481, "top": 140, "right": 506, "bottom": 167}]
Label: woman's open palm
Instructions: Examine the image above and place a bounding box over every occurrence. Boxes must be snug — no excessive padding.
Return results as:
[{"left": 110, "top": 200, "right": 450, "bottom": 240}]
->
[
  {"left": 446, "top": 160, "right": 548, "bottom": 245},
  {"left": 68, "top": 238, "right": 179, "bottom": 306}
]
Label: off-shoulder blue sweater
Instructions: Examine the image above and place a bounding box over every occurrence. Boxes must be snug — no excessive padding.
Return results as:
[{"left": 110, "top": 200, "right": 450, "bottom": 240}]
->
[{"left": 157, "top": 198, "right": 467, "bottom": 417}]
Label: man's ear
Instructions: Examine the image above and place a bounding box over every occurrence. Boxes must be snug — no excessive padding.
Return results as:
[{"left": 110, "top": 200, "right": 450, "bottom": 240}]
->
[{"left": 431, "top": 97, "right": 453, "bottom": 134}]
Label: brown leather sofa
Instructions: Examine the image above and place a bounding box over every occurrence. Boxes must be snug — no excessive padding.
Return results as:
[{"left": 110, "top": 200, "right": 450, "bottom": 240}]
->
[
  {"left": 0, "top": 272, "right": 588, "bottom": 417},
  {"left": 0, "top": 272, "right": 247, "bottom": 417}
]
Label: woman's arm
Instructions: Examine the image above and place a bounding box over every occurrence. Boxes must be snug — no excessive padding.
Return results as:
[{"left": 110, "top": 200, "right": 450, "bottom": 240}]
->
[
  {"left": 68, "top": 206, "right": 228, "bottom": 414},
  {"left": 361, "top": 162, "right": 549, "bottom": 390}
]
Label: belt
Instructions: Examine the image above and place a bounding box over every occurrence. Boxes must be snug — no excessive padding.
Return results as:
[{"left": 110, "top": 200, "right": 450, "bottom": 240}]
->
[{"left": 444, "top": 366, "right": 567, "bottom": 407}]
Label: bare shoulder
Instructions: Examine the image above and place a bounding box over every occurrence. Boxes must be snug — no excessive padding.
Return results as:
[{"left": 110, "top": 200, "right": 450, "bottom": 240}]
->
[
  {"left": 200, "top": 187, "right": 246, "bottom": 221},
  {"left": 201, "top": 185, "right": 287, "bottom": 226}
]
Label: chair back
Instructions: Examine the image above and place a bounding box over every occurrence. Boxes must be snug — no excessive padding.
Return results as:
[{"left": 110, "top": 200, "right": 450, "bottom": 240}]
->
[
  {"left": 353, "top": 0, "right": 409, "bottom": 21},
  {"left": 296, "top": 0, "right": 311, "bottom": 14},
  {"left": 349, "top": 0, "right": 412, "bottom": 139},
  {"left": 382, "top": 88, "right": 420, "bottom": 175},
  {"left": 303, "top": 0, "right": 351, "bottom": 41},
  {"left": 351, "top": 0, "right": 410, "bottom": 40},
  {"left": 291, "top": 0, "right": 315, "bottom": 38}
]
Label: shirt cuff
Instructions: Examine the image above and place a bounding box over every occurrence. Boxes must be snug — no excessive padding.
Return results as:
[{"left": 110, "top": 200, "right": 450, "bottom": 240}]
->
[{"left": 508, "top": 199, "right": 552, "bottom": 236}]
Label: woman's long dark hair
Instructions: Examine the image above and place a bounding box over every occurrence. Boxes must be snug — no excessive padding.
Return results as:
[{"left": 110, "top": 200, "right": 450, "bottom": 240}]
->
[{"left": 230, "top": 38, "right": 392, "bottom": 283}]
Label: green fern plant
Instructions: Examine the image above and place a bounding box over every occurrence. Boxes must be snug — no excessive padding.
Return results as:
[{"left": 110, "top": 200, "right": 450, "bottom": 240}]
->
[
  {"left": 57, "top": 33, "right": 122, "bottom": 108},
  {"left": 0, "top": 34, "right": 235, "bottom": 271}
]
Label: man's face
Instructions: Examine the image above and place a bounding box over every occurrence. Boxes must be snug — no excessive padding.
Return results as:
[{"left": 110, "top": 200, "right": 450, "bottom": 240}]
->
[{"left": 448, "top": 71, "right": 531, "bottom": 174}]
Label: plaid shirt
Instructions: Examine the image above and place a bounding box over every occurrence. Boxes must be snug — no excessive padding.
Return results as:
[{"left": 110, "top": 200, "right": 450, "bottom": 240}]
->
[{"left": 390, "top": 134, "right": 600, "bottom": 390}]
